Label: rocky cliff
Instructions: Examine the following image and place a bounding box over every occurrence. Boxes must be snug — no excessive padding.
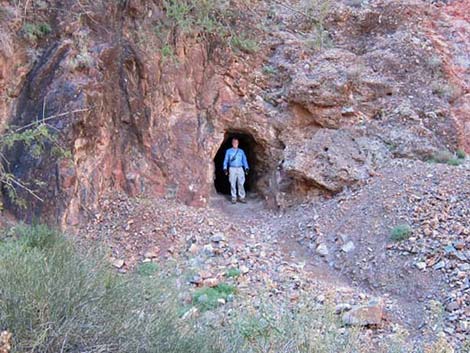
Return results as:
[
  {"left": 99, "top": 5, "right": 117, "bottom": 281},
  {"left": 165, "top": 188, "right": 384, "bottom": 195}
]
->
[{"left": 0, "top": 0, "right": 468, "bottom": 225}]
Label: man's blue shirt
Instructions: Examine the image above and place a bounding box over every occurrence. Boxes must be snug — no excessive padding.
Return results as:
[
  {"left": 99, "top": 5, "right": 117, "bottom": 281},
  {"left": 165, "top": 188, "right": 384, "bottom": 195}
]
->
[{"left": 223, "top": 148, "right": 249, "bottom": 170}]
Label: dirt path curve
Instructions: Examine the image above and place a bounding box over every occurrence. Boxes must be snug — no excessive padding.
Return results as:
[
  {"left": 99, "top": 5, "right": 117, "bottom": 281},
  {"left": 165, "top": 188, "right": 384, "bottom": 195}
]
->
[
  {"left": 209, "top": 191, "right": 439, "bottom": 343},
  {"left": 210, "top": 193, "right": 369, "bottom": 301}
]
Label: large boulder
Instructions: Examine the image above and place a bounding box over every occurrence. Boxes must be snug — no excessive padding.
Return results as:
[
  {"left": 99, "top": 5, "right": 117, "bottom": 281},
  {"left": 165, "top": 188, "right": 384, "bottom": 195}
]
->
[{"left": 282, "top": 128, "right": 390, "bottom": 192}]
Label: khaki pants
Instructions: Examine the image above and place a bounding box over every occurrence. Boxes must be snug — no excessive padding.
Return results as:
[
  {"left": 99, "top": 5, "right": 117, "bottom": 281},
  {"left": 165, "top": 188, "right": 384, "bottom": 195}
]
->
[{"left": 229, "top": 167, "right": 246, "bottom": 200}]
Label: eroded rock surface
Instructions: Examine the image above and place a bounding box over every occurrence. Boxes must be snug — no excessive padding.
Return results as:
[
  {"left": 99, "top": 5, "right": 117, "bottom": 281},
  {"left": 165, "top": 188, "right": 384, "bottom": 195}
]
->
[{"left": 0, "top": 0, "right": 467, "bottom": 224}]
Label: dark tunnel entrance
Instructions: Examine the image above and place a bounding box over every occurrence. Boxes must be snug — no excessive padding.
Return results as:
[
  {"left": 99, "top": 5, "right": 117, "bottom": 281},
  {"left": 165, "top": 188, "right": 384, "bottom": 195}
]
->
[{"left": 213, "top": 132, "right": 258, "bottom": 196}]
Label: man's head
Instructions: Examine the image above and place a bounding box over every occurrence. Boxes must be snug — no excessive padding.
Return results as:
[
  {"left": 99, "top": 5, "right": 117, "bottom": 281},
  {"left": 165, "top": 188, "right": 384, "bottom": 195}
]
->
[{"left": 232, "top": 137, "right": 239, "bottom": 149}]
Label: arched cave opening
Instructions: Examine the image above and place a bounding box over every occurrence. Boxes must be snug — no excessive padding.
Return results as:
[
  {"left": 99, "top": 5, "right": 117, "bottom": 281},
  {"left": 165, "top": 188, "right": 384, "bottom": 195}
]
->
[{"left": 213, "top": 131, "right": 260, "bottom": 196}]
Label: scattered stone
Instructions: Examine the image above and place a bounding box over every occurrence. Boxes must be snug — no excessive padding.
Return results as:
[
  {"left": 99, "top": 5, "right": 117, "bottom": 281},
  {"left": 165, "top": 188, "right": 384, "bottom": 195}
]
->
[
  {"left": 459, "top": 263, "right": 470, "bottom": 271},
  {"left": 189, "top": 243, "right": 199, "bottom": 254},
  {"left": 190, "top": 275, "right": 202, "bottom": 285},
  {"left": 211, "top": 233, "right": 226, "bottom": 243},
  {"left": 433, "top": 261, "right": 446, "bottom": 270},
  {"left": 316, "top": 243, "right": 329, "bottom": 257},
  {"left": 203, "top": 244, "right": 215, "bottom": 256},
  {"left": 111, "top": 258, "right": 125, "bottom": 269},
  {"left": 335, "top": 303, "right": 352, "bottom": 314},
  {"left": 144, "top": 249, "right": 159, "bottom": 258},
  {"left": 341, "top": 241, "right": 355, "bottom": 253},
  {"left": 444, "top": 245, "right": 456, "bottom": 254},
  {"left": 446, "top": 301, "right": 459, "bottom": 312},
  {"left": 0, "top": 331, "right": 12, "bottom": 353},
  {"left": 203, "top": 278, "right": 220, "bottom": 287},
  {"left": 342, "top": 300, "right": 384, "bottom": 326},
  {"left": 416, "top": 262, "right": 426, "bottom": 270},
  {"left": 181, "top": 307, "right": 199, "bottom": 320},
  {"left": 240, "top": 265, "right": 250, "bottom": 274},
  {"left": 199, "top": 271, "right": 213, "bottom": 279}
]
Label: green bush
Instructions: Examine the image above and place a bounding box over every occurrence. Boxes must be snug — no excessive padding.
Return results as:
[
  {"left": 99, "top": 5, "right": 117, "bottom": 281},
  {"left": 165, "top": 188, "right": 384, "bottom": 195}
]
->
[
  {"left": 161, "top": 44, "right": 175, "bottom": 60},
  {"left": 262, "top": 65, "right": 277, "bottom": 75},
  {"left": 428, "top": 150, "right": 465, "bottom": 166},
  {"left": 430, "top": 150, "right": 453, "bottom": 163},
  {"left": 162, "top": 0, "right": 229, "bottom": 35},
  {"left": 22, "top": 22, "right": 51, "bottom": 41},
  {"left": 447, "top": 158, "right": 462, "bottom": 166},
  {"left": 226, "top": 267, "right": 241, "bottom": 278},
  {"left": 456, "top": 149, "right": 466, "bottom": 159},
  {"left": 390, "top": 224, "right": 412, "bottom": 242},
  {"left": 136, "top": 261, "right": 159, "bottom": 276},
  {"left": 192, "top": 283, "right": 236, "bottom": 311},
  {"left": 431, "top": 81, "right": 457, "bottom": 101},
  {"left": 230, "top": 34, "right": 258, "bottom": 53},
  {"left": 0, "top": 226, "right": 221, "bottom": 353}
]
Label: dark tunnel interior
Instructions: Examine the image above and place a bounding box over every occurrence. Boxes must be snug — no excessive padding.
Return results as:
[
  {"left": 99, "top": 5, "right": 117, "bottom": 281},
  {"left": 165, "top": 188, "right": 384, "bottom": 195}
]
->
[{"left": 213, "top": 132, "right": 258, "bottom": 195}]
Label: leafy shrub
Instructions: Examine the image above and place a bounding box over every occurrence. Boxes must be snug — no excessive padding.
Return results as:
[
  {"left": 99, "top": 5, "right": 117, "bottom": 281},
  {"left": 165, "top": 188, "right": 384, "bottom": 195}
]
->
[
  {"left": 431, "top": 81, "right": 457, "bottom": 101},
  {"left": 231, "top": 302, "right": 366, "bottom": 353},
  {"left": 161, "top": 44, "right": 175, "bottom": 60},
  {"left": 262, "top": 65, "right": 277, "bottom": 75},
  {"left": 226, "top": 267, "right": 241, "bottom": 278},
  {"left": 446, "top": 158, "right": 462, "bottom": 166},
  {"left": 429, "top": 150, "right": 453, "bottom": 164},
  {"left": 65, "top": 51, "right": 95, "bottom": 71},
  {"left": 162, "top": 0, "right": 229, "bottom": 36},
  {"left": 136, "top": 261, "right": 159, "bottom": 276},
  {"left": 0, "top": 119, "right": 68, "bottom": 207},
  {"left": 426, "top": 55, "right": 443, "bottom": 73},
  {"left": 456, "top": 149, "right": 466, "bottom": 159},
  {"left": 192, "top": 283, "right": 236, "bottom": 311},
  {"left": 230, "top": 34, "right": 258, "bottom": 53},
  {"left": 301, "top": 0, "right": 332, "bottom": 49},
  {"left": 22, "top": 22, "right": 51, "bottom": 41},
  {"left": 0, "top": 226, "right": 221, "bottom": 353},
  {"left": 8, "top": 223, "right": 60, "bottom": 250},
  {"left": 390, "top": 224, "right": 412, "bottom": 242},
  {"left": 428, "top": 150, "right": 464, "bottom": 166}
]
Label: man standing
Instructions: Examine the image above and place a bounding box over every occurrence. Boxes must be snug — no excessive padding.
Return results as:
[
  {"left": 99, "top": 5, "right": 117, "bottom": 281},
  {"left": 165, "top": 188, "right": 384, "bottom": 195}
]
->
[{"left": 223, "top": 137, "right": 249, "bottom": 204}]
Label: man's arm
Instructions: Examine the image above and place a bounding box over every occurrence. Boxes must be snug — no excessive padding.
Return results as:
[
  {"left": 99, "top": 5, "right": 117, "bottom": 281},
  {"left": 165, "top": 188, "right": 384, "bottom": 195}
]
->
[
  {"left": 242, "top": 150, "right": 249, "bottom": 170},
  {"left": 223, "top": 149, "right": 230, "bottom": 170}
]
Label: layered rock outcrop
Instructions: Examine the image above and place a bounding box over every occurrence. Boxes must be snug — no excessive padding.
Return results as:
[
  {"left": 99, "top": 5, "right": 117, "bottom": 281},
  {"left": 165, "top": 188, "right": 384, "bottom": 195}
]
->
[{"left": 0, "top": 0, "right": 467, "bottom": 225}]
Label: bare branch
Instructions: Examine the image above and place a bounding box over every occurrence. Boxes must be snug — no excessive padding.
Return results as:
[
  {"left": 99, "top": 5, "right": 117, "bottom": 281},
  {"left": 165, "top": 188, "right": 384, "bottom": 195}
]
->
[
  {"left": 10, "top": 178, "right": 44, "bottom": 202},
  {"left": 13, "top": 108, "right": 90, "bottom": 133}
]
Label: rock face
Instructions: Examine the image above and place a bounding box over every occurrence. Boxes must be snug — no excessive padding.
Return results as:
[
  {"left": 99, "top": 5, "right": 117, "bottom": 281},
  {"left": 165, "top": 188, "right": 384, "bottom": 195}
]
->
[
  {"left": 283, "top": 129, "right": 390, "bottom": 192},
  {"left": 0, "top": 0, "right": 467, "bottom": 224}
]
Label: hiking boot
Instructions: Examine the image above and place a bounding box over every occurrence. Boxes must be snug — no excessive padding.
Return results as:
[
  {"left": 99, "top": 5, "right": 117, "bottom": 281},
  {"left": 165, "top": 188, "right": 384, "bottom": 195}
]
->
[
  {"left": 231, "top": 199, "right": 237, "bottom": 204},
  {"left": 239, "top": 198, "right": 247, "bottom": 204}
]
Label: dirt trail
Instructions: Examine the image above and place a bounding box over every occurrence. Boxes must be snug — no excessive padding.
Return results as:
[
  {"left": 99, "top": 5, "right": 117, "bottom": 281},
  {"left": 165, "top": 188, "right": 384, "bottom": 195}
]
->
[
  {"left": 211, "top": 193, "right": 426, "bottom": 337},
  {"left": 206, "top": 158, "right": 469, "bottom": 347},
  {"left": 211, "top": 193, "right": 347, "bottom": 285},
  {"left": 79, "top": 158, "right": 469, "bottom": 350}
]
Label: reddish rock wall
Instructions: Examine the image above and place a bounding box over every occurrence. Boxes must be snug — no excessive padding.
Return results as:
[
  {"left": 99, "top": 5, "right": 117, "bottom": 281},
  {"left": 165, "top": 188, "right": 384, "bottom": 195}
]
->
[{"left": 0, "top": 0, "right": 467, "bottom": 225}]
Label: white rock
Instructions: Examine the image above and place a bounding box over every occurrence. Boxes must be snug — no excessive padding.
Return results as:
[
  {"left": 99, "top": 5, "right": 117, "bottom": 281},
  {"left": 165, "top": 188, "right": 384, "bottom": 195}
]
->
[
  {"left": 240, "top": 265, "right": 250, "bottom": 274},
  {"left": 111, "top": 258, "right": 125, "bottom": 269},
  {"left": 316, "top": 243, "right": 329, "bottom": 257},
  {"left": 341, "top": 241, "right": 355, "bottom": 253},
  {"left": 210, "top": 233, "right": 226, "bottom": 243},
  {"left": 416, "top": 262, "right": 426, "bottom": 270}
]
